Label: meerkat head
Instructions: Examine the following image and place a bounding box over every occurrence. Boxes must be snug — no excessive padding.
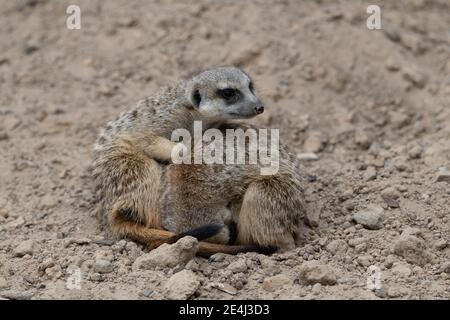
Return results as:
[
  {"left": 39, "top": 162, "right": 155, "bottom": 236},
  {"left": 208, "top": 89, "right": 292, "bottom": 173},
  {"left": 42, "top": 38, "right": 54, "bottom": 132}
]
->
[{"left": 185, "top": 66, "right": 264, "bottom": 121}]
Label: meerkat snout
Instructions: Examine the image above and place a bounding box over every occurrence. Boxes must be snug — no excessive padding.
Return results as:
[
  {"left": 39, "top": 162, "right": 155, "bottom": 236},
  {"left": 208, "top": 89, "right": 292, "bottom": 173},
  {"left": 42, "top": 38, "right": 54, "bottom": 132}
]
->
[
  {"left": 255, "top": 105, "right": 264, "bottom": 114},
  {"left": 186, "top": 66, "right": 265, "bottom": 121}
]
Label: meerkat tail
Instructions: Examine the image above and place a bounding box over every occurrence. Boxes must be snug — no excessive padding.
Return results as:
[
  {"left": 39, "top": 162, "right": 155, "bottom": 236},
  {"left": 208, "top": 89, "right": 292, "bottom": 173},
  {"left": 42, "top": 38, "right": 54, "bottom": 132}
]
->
[{"left": 172, "top": 224, "right": 225, "bottom": 242}]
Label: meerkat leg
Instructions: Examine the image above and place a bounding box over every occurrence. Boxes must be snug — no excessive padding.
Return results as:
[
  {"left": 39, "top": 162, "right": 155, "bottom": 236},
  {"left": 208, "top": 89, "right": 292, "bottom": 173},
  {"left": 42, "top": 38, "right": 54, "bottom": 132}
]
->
[
  {"left": 236, "top": 179, "right": 304, "bottom": 252},
  {"left": 144, "top": 137, "right": 178, "bottom": 163},
  {"left": 133, "top": 134, "right": 178, "bottom": 163},
  {"left": 93, "top": 137, "right": 167, "bottom": 244}
]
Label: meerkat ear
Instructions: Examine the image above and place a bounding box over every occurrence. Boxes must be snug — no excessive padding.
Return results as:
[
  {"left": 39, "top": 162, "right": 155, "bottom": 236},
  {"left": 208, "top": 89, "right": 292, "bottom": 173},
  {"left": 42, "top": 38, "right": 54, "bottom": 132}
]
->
[
  {"left": 191, "top": 89, "right": 201, "bottom": 108},
  {"left": 185, "top": 79, "right": 201, "bottom": 108}
]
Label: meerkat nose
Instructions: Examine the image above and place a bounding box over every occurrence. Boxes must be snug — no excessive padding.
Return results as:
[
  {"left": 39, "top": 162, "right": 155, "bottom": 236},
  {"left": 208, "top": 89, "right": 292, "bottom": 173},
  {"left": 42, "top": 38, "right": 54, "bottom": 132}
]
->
[{"left": 255, "top": 105, "right": 264, "bottom": 114}]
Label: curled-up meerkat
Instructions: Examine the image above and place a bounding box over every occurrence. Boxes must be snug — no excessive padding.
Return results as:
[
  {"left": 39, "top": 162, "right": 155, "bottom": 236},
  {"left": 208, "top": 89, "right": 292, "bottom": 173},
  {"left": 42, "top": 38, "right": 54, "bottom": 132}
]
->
[{"left": 92, "top": 66, "right": 306, "bottom": 256}]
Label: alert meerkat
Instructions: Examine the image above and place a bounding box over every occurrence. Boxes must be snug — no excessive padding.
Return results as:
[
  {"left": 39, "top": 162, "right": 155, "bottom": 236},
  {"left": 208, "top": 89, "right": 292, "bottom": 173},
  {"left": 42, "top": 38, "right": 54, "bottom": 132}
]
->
[{"left": 92, "top": 66, "right": 306, "bottom": 256}]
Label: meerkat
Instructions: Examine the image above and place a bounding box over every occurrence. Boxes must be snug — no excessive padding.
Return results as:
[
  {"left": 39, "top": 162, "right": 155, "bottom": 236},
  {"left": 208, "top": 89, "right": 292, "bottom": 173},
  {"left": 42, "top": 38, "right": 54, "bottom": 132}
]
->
[{"left": 92, "top": 66, "right": 305, "bottom": 256}]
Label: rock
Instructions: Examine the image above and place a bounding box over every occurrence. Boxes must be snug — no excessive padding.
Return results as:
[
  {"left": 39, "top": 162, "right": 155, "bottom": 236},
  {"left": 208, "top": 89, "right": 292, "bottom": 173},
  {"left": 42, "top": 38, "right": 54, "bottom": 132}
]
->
[
  {"left": 385, "top": 58, "right": 401, "bottom": 72},
  {"left": 381, "top": 187, "right": 401, "bottom": 208},
  {"left": 23, "top": 35, "right": 41, "bottom": 54},
  {"left": 325, "top": 67, "right": 348, "bottom": 93},
  {"left": 227, "top": 259, "right": 247, "bottom": 273},
  {"left": 366, "top": 155, "right": 385, "bottom": 168},
  {"left": 436, "top": 167, "right": 450, "bottom": 182},
  {"left": 14, "top": 240, "right": 35, "bottom": 257},
  {"left": 355, "top": 243, "right": 367, "bottom": 253},
  {"left": 209, "top": 253, "right": 229, "bottom": 263},
  {"left": 56, "top": 232, "right": 65, "bottom": 239},
  {"left": 384, "top": 255, "right": 397, "bottom": 268},
  {"left": 297, "top": 152, "right": 319, "bottom": 161},
  {"left": 391, "top": 262, "right": 412, "bottom": 277},
  {"left": 93, "top": 259, "right": 114, "bottom": 274},
  {"left": 304, "top": 131, "right": 327, "bottom": 153},
  {"left": 393, "top": 156, "right": 409, "bottom": 171},
  {"left": 39, "top": 258, "right": 55, "bottom": 272},
  {"left": 403, "top": 67, "right": 427, "bottom": 88},
  {"left": 133, "top": 236, "right": 198, "bottom": 270},
  {"left": 364, "top": 166, "right": 377, "bottom": 181},
  {"left": 3, "top": 217, "right": 25, "bottom": 230},
  {"left": 64, "top": 237, "right": 92, "bottom": 247},
  {"left": 40, "top": 195, "right": 58, "bottom": 210},
  {"left": 392, "top": 231, "right": 433, "bottom": 266},
  {"left": 259, "top": 257, "right": 280, "bottom": 275},
  {"left": 408, "top": 145, "right": 423, "bottom": 159},
  {"left": 354, "top": 131, "right": 371, "bottom": 149},
  {"left": 0, "top": 277, "right": 8, "bottom": 289},
  {"left": 45, "top": 265, "right": 63, "bottom": 280},
  {"left": 401, "top": 227, "right": 422, "bottom": 237},
  {"left": 348, "top": 237, "right": 366, "bottom": 248},
  {"left": 211, "top": 283, "right": 238, "bottom": 295},
  {"left": 386, "top": 286, "right": 409, "bottom": 298},
  {"left": 0, "top": 208, "right": 8, "bottom": 218},
  {"left": 434, "top": 239, "right": 447, "bottom": 250},
  {"left": 356, "top": 255, "right": 372, "bottom": 267},
  {"left": 310, "top": 283, "right": 321, "bottom": 295},
  {"left": 305, "top": 206, "right": 321, "bottom": 227},
  {"left": 262, "top": 274, "right": 293, "bottom": 292},
  {"left": 352, "top": 205, "right": 384, "bottom": 230},
  {"left": 164, "top": 270, "right": 200, "bottom": 300},
  {"left": 298, "top": 260, "right": 337, "bottom": 285},
  {"left": 97, "top": 84, "right": 115, "bottom": 97},
  {"left": 94, "top": 248, "right": 114, "bottom": 261},
  {"left": 326, "top": 239, "right": 348, "bottom": 256},
  {"left": 142, "top": 289, "right": 153, "bottom": 298},
  {"left": 185, "top": 259, "right": 200, "bottom": 272},
  {"left": 374, "top": 286, "right": 387, "bottom": 298},
  {"left": 441, "top": 262, "right": 450, "bottom": 274},
  {"left": 390, "top": 112, "right": 411, "bottom": 129},
  {"left": 340, "top": 188, "right": 354, "bottom": 201},
  {"left": 90, "top": 273, "right": 104, "bottom": 282}
]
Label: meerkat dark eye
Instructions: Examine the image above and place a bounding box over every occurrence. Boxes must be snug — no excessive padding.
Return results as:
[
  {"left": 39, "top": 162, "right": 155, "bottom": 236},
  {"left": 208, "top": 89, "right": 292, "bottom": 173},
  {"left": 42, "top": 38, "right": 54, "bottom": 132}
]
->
[{"left": 217, "top": 88, "right": 240, "bottom": 103}]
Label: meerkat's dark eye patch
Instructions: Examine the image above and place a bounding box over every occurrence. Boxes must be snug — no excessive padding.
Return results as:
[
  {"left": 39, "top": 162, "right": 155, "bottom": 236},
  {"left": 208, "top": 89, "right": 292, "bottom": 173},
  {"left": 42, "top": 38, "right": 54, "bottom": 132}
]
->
[{"left": 217, "top": 88, "right": 240, "bottom": 103}]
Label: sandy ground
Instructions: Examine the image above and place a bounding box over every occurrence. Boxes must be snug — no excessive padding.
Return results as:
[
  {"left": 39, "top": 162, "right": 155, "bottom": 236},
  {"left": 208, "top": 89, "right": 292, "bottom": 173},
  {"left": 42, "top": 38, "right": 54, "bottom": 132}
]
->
[{"left": 0, "top": 0, "right": 450, "bottom": 300}]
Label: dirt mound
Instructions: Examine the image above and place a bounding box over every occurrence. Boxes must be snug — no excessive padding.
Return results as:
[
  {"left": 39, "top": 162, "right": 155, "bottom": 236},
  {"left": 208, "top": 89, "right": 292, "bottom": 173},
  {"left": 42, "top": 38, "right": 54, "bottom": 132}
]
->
[{"left": 0, "top": 0, "right": 449, "bottom": 299}]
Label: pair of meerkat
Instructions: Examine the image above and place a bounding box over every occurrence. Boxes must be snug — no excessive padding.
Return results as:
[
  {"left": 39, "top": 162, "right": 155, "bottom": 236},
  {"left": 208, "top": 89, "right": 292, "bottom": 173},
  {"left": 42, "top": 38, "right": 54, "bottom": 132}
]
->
[{"left": 91, "top": 67, "right": 306, "bottom": 256}]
